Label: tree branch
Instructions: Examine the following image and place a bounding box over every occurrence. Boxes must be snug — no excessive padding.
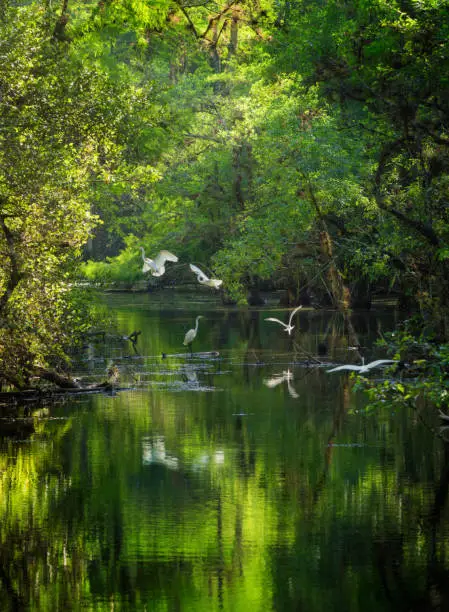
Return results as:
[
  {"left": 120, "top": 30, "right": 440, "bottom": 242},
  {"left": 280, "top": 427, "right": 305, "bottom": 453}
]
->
[
  {"left": 374, "top": 141, "right": 441, "bottom": 247},
  {"left": 200, "top": 2, "right": 237, "bottom": 39},
  {"left": 184, "top": 132, "right": 222, "bottom": 143},
  {"left": 53, "top": 0, "right": 70, "bottom": 41},
  {"left": 177, "top": 4, "right": 200, "bottom": 38},
  {"left": 0, "top": 215, "right": 23, "bottom": 313}
]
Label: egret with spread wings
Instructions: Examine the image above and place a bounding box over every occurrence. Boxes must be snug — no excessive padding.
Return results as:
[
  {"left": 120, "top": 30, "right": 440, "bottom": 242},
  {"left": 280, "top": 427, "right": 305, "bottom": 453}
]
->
[
  {"left": 265, "top": 305, "right": 303, "bottom": 335},
  {"left": 140, "top": 247, "right": 178, "bottom": 276},
  {"left": 189, "top": 264, "right": 223, "bottom": 289},
  {"left": 326, "top": 359, "right": 397, "bottom": 374}
]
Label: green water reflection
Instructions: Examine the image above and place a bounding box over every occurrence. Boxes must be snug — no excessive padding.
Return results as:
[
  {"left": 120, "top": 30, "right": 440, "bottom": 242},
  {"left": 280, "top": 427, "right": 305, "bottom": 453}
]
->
[{"left": 0, "top": 293, "right": 448, "bottom": 611}]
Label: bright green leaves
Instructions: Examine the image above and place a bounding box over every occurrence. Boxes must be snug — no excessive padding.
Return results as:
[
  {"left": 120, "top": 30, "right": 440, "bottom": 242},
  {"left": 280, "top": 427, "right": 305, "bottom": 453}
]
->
[{"left": 0, "top": 1, "right": 163, "bottom": 385}]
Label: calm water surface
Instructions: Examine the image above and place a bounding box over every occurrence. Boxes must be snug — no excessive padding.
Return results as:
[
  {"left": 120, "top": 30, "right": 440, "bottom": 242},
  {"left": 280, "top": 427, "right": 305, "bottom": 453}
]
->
[{"left": 1, "top": 292, "right": 448, "bottom": 611}]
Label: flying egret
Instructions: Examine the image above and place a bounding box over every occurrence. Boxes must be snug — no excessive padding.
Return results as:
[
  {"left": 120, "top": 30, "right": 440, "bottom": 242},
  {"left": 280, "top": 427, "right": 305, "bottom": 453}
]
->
[
  {"left": 183, "top": 315, "right": 204, "bottom": 354},
  {"left": 264, "top": 369, "right": 299, "bottom": 398},
  {"left": 326, "top": 359, "right": 397, "bottom": 374},
  {"left": 189, "top": 264, "right": 223, "bottom": 289},
  {"left": 265, "top": 305, "right": 303, "bottom": 335},
  {"left": 139, "top": 247, "right": 178, "bottom": 276}
]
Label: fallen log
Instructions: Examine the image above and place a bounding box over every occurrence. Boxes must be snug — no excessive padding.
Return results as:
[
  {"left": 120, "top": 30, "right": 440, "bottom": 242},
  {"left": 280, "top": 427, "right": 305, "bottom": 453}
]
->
[
  {"left": 161, "top": 351, "right": 220, "bottom": 359},
  {"left": 0, "top": 366, "right": 127, "bottom": 406},
  {"left": 0, "top": 383, "right": 130, "bottom": 406},
  {"left": 35, "top": 367, "right": 81, "bottom": 389}
]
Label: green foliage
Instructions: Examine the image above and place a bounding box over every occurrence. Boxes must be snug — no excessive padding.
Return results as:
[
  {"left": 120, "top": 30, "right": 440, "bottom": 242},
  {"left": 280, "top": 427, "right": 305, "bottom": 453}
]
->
[
  {"left": 3, "top": 0, "right": 449, "bottom": 385},
  {"left": 0, "top": 1, "right": 162, "bottom": 385},
  {"left": 82, "top": 236, "right": 144, "bottom": 284},
  {"left": 355, "top": 321, "right": 449, "bottom": 414}
]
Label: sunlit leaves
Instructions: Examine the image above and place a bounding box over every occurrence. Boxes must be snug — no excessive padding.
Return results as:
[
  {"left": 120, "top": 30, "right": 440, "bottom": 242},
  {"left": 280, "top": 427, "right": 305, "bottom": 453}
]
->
[{"left": 0, "top": 1, "right": 159, "bottom": 384}]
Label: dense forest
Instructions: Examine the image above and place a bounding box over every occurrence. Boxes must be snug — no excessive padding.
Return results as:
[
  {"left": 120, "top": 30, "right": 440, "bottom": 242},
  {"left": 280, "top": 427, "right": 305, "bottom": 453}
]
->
[{"left": 1, "top": 0, "right": 449, "bottom": 405}]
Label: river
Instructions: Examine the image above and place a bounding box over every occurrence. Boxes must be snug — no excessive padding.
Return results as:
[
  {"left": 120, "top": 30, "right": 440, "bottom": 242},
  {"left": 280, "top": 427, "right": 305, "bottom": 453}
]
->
[{"left": 0, "top": 291, "right": 447, "bottom": 611}]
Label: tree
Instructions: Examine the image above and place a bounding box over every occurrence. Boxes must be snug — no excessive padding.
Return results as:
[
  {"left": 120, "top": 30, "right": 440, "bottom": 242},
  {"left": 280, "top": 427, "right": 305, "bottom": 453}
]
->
[{"left": 0, "top": 2, "right": 160, "bottom": 387}]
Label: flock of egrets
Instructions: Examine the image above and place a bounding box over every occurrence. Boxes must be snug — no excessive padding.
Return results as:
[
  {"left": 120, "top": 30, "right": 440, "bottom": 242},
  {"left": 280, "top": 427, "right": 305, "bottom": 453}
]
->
[
  {"left": 139, "top": 247, "right": 222, "bottom": 288},
  {"left": 139, "top": 247, "right": 397, "bottom": 374}
]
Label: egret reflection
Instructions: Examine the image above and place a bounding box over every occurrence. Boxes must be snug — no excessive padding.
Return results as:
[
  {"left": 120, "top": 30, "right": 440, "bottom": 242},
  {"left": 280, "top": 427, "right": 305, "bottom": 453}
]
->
[
  {"left": 142, "top": 436, "right": 179, "bottom": 470},
  {"left": 191, "top": 449, "right": 226, "bottom": 471},
  {"left": 264, "top": 369, "right": 299, "bottom": 398}
]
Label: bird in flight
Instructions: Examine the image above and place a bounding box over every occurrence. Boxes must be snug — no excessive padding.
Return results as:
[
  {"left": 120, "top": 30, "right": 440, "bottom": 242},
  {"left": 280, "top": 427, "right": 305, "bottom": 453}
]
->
[
  {"left": 326, "top": 359, "right": 397, "bottom": 374},
  {"left": 265, "top": 305, "right": 303, "bottom": 335},
  {"left": 189, "top": 264, "right": 223, "bottom": 289},
  {"left": 140, "top": 247, "right": 178, "bottom": 276}
]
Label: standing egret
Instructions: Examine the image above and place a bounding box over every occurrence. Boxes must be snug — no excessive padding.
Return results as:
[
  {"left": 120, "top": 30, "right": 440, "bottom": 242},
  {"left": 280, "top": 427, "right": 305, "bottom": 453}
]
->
[
  {"left": 326, "top": 359, "right": 397, "bottom": 374},
  {"left": 265, "top": 305, "right": 303, "bottom": 335},
  {"left": 183, "top": 315, "right": 204, "bottom": 354},
  {"left": 189, "top": 264, "right": 223, "bottom": 289},
  {"left": 139, "top": 247, "right": 178, "bottom": 276}
]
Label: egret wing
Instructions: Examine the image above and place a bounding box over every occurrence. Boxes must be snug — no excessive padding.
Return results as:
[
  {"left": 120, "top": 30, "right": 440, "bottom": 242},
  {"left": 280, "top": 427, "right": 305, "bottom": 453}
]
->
[
  {"left": 264, "top": 375, "right": 286, "bottom": 388},
  {"left": 363, "top": 359, "right": 397, "bottom": 371},
  {"left": 326, "top": 364, "right": 363, "bottom": 373},
  {"left": 287, "top": 379, "right": 299, "bottom": 398},
  {"left": 288, "top": 305, "right": 303, "bottom": 325},
  {"left": 183, "top": 330, "right": 195, "bottom": 345},
  {"left": 189, "top": 263, "right": 209, "bottom": 282},
  {"left": 265, "top": 317, "right": 288, "bottom": 328},
  {"left": 154, "top": 250, "right": 178, "bottom": 267}
]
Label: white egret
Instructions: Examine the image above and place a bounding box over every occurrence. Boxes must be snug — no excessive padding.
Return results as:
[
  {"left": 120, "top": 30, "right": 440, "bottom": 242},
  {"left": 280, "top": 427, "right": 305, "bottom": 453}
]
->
[
  {"left": 189, "top": 264, "right": 223, "bottom": 289},
  {"left": 264, "top": 369, "right": 299, "bottom": 398},
  {"left": 326, "top": 359, "right": 397, "bottom": 374},
  {"left": 265, "top": 305, "right": 303, "bottom": 335},
  {"left": 183, "top": 315, "right": 204, "bottom": 354},
  {"left": 139, "top": 247, "right": 178, "bottom": 276}
]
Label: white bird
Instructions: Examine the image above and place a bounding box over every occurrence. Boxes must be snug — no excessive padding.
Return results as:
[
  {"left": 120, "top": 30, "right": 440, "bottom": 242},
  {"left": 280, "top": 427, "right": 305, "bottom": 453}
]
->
[
  {"left": 183, "top": 315, "right": 204, "bottom": 354},
  {"left": 139, "top": 247, "right": 178, "bottom": 276},
  {"left": 264, "top": 369, "right": 299, "bottom": 398},
  {"left": 326, "top": 359, "right": 397, "bottom": 374},
  {"left": 265, "top": 305, "right": 303, "bottom": 335},
  {"left": 189, "top": 264, "right": 223, "bottom": 289}
]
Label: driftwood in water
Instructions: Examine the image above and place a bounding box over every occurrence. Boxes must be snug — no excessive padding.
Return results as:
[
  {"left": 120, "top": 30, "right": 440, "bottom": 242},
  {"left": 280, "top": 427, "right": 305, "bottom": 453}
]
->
[
  {"left": 161, "top": 351, "right": 220, "bottom": 359},
  {"left": 0, "top": 383, "right": 125, "bottom": 406},
  {"left": 125, "top": 330, "right": 141, "bottom": 344},
  {"left": 35, "top": 367, "right": 81, "bottom": 389},
  {"left": 0, "top": 366, "right": 123, "bottom": 406}
]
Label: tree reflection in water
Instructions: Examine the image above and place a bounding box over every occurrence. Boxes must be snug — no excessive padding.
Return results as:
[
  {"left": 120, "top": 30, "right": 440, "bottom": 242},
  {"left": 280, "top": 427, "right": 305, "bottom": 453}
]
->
[{"left": 0, "top": 295, "right": 448, "bottom": 611}]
